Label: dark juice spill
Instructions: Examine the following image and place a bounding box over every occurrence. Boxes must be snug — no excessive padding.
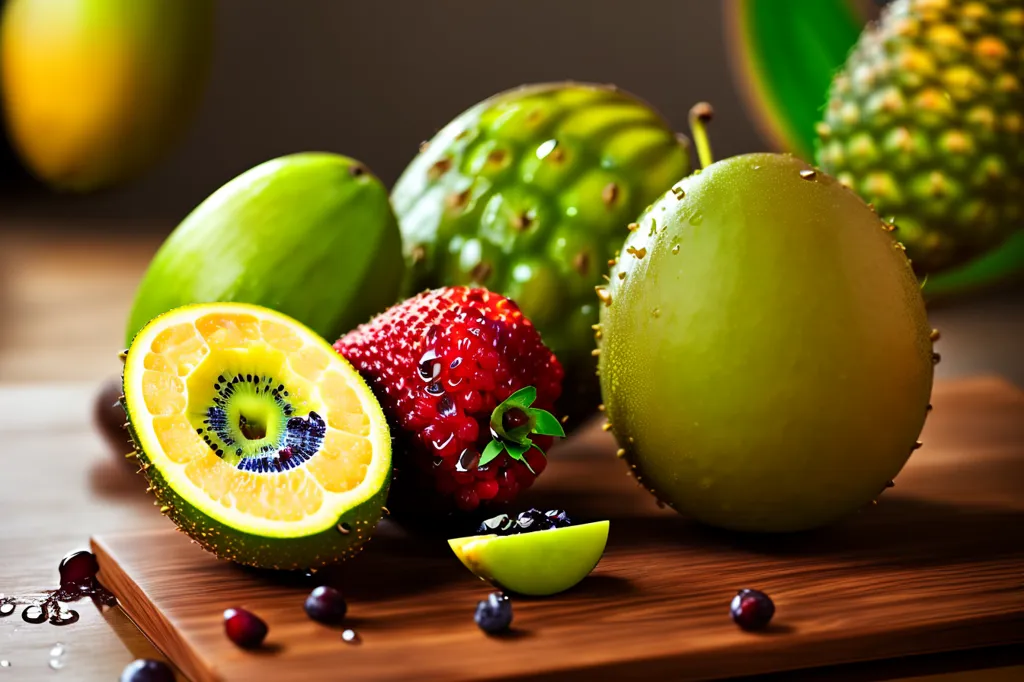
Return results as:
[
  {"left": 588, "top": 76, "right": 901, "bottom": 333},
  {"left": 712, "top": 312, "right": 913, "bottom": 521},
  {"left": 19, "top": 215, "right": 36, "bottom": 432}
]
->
[{"left": 0, "top": 550, "right": 116, "bottom": 627}]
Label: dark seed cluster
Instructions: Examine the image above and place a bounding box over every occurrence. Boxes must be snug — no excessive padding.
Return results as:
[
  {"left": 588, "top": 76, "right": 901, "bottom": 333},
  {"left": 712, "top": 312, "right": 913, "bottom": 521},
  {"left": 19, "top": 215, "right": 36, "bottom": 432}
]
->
[{"left": 477, "top": 508, "right": 571, "bottom": 536}]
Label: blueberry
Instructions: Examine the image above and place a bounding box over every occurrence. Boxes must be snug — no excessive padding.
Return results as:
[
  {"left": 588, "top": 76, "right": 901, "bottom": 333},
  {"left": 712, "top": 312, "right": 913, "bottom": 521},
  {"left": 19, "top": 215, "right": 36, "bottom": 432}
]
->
[
  {"left": 474, "top": 592, "right": 513, "bottom": 634},
  {"left": 544, "top": 509, "right": 571, "bottom": 527},
  {"left": 119, "top": 659, "right": 175, "bottom": 682},
  {"left": 223, "top": 607, "right": 268, "bottom": 648},
  {"left": 304, "top": 586, "right": 347, "bottom": 625},
  {"left": 730, "top": 589, "right": 775, "bottom": 631},
  {"left": 516, "top": 509, "right": 554, "bottom": 532}
]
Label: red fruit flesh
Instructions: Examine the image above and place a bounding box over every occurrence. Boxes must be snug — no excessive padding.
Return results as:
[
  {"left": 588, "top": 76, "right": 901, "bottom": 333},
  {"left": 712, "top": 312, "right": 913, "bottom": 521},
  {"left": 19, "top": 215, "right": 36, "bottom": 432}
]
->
[{"left": 335, "top": 287, "right": 563, "bottom": 514}]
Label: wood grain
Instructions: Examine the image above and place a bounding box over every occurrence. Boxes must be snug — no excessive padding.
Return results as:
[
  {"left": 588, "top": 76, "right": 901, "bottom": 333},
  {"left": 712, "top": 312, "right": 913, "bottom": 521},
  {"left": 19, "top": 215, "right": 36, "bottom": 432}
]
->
[{"left": 92, "top": 377, "right": 1024, "bottom": 682}]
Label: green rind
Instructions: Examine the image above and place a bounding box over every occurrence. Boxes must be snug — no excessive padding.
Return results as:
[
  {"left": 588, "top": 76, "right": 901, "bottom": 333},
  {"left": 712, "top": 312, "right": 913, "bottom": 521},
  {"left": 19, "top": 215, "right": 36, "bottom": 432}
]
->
[
  {"left": 126, "top": 410, "right": 388, "bottom": 569},
  {"left": 449, "top": 521, "right": 609, "bottom": 597},
  {"left": 126, "top": 153, "right": 404, "bottom": 345},
  {"left": 599, "top": 154, "right": 934, "bottom": 533},
  {"left": 391, "top": 82, "right": 690, "bottom": 423}
]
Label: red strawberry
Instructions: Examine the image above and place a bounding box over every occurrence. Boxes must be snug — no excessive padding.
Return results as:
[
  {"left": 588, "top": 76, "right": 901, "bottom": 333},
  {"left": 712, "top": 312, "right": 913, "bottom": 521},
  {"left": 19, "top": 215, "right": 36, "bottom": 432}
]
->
[{"left": 334, "top": 287, "right": 564, "bottom": 515}]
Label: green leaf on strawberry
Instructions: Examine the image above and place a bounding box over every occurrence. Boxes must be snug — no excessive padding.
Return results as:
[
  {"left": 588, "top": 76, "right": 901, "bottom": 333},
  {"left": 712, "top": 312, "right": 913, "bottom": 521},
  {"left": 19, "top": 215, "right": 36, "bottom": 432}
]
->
[{"left": 480, "top": 386, "right": 565, "bottom": 468}]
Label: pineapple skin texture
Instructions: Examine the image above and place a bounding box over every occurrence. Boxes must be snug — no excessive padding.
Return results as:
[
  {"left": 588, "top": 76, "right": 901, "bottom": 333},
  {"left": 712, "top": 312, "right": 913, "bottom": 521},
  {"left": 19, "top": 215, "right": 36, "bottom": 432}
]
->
[{"left": 817, "top": 0, "right": 1024, "bottom": 275}]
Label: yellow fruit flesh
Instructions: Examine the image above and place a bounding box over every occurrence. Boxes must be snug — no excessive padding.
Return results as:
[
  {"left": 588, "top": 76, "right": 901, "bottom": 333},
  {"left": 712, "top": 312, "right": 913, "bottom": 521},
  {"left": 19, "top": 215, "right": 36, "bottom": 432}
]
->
[{"left": 124, "top": 304, "right": 389, "bottom": 538}]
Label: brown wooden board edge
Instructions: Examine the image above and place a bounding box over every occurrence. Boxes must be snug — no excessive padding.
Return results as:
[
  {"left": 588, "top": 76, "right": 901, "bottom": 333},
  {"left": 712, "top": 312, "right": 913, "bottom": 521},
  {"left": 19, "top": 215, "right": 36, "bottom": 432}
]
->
[
  {"left": 93, "top": 533, "right": 1024, "bottom": 682},
  {"left": 92, "top": 536, "right": 222, "bottom": 682}
]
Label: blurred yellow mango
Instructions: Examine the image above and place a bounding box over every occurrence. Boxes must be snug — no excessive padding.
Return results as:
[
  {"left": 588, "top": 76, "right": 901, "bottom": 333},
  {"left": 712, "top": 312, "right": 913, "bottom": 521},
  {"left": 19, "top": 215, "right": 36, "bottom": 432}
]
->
[{"left": 1, "top": 0, "right": 214, "bottom": 191}]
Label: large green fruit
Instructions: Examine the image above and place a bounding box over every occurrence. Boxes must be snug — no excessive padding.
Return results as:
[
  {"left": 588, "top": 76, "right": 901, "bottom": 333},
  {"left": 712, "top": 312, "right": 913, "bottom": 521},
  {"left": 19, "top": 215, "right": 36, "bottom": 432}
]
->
[
  {"left": 392, "top": 83, "right": 691, "bottom": 423},
  {"left": 598, "top": 153, "right": 935, "bottom": 532},
  {"left": 127, "top": 153, "right": 404, "bottom": 345},
  {"left": 0, "top": 0, "right": 213, "bottom": 191},
  {"left": 817, "top": 0, "right": 1024, "bottom": 276}
]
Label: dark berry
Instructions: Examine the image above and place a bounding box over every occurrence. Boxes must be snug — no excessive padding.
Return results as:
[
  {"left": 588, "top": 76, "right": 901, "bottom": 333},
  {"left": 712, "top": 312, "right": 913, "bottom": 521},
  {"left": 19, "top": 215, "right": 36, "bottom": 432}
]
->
[
  {"left": 502, "top": 407, "right": 530, "bottom": 432},
  {"left": 223, "top": 607, "right": 268, "bottom": 648},
  {"left": 730, "top": 589, "right": 775, "bottom": 631},
  {"left": 119, "top": 659, "right": 175, "bottom": 682},
  {"left": 94, "top": 377, "right": 132, "bottom": 458},
  {"left": 474, "top": 592, "right": 512, "bottom": 634},
  {"left": 59, "top": 550, "right": 99, "bottom": 591},
  {"left": 544, "top": 509, "right": 571, "bottom": 527},
  {"left": 516, "top": 508, "right": 554, "bottom": 532},
  {"left": 304, "top": 586, "right": 347, "bottom": 625}
]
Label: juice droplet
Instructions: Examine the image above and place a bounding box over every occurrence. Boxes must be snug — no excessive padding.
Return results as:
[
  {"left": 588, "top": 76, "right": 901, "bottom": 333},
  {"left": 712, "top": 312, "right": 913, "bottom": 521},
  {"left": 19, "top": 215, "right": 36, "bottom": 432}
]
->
[{"left": 342, "top": 629, "right": 360, "bottom": 644}]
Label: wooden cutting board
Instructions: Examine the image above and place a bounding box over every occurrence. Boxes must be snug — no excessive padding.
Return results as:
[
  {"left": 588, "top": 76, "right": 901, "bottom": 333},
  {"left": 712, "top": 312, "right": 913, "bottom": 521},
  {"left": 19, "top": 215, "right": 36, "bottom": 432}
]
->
[{"left": 91, "top": 377, "right": 1024, "bottom": 682}]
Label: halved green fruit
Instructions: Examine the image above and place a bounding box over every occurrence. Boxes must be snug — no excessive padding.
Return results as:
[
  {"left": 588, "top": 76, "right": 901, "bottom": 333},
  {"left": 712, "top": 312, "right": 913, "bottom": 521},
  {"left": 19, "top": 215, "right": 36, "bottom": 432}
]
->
[
  {"left": 449, "top": 521, "right": 609, "bottom": 596},
  {"left": 122, "top": 302, "right": 392, "bottom": 570}
]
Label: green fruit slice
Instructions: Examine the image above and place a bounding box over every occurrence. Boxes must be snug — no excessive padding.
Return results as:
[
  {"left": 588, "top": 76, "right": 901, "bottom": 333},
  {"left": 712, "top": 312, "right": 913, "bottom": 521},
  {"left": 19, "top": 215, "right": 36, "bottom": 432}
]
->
[
  {"left": 126, "top": 153, "right": 405, "bottom": 345},
  {"left": 449, "top": 521, "right": 609, "bottom": 596},
  {"left": 122, "top": 302, "right": 391, "bottom": 569}
]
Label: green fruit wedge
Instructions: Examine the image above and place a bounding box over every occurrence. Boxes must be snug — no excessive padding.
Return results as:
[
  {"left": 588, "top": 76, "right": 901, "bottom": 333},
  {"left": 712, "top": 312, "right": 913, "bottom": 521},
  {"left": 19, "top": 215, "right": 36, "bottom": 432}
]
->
[
  {"left": 598, "top": 149, "right": 934, "bottom": 533},
  {"left": 122, "top": 302, "right": 392, "bottom": 570},
  {"left": 126, "top": 153, "right": 404, "bottom": 345},
  {"left": 449, "top": 521, "right": 609, "bottom": 596},
  {"left": 392, "top": 83, "right": 691, "bottom": 423}
]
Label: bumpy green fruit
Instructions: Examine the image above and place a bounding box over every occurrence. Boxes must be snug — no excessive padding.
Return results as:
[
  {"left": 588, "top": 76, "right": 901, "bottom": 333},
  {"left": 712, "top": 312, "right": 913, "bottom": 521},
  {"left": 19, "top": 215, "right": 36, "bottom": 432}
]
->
[
  {"left": 392, "top": 83, "right": 691, "bottom": 421},
  {"left": 127, "top": 153, "right": 404, "bottom": 345},
  {"left": 817, "top": 0, "right": 1024, "bottom": 275},
  {"left": 598, "top": 153, "right": 935, "bottom": 532}
]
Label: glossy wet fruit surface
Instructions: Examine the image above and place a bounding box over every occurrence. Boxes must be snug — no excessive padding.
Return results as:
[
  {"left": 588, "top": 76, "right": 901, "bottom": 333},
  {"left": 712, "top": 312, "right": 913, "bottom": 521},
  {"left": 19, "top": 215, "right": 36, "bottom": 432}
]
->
[
  {"left": 392, "top": 82, "right": 691, "bottom": 422},
  {"left": 599, "top": 152, "right": 934, "bottom": 532},
  {"left": 336, "top": 287, "right": 564, "bottom": 517},
  {"left": 730, "top": 589, "right": 775, "bottom": 631},
  {"left": 450, "top": 520, "right": 609, "bottom": 596},
  {"left": 304, "top": 585, "right": 347, "bottom": 625},
  {"left": 122, "top": 302, "right": 392, "bottom": 569},
  {"left": 119, "top": 658, "right": 175, "bottom": 682},
  {"left": 224, "top": 607, "right": 267, "bottom": 649},
  {"left": 474, "top": 592, "right": 513, "bottom": 634}
]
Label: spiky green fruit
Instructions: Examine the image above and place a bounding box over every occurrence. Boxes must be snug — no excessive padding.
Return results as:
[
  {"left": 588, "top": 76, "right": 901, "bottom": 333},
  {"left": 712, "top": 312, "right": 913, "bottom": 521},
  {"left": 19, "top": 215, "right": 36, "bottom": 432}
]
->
[
  {"left": 392, "top": 83, "right": 691, "bottom": 422},
  {"left": 817, "top": 0, "right": 1024, "bottom": 275},
  {"left": 598, "top": 153, "right": 935, "bottom": 533}
]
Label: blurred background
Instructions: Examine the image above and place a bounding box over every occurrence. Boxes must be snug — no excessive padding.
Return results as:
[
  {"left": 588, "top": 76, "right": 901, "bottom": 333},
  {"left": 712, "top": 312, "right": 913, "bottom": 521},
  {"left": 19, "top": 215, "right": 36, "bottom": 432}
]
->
[{"left": 0, "top": 0, "right": 1020, "bottom": 385}]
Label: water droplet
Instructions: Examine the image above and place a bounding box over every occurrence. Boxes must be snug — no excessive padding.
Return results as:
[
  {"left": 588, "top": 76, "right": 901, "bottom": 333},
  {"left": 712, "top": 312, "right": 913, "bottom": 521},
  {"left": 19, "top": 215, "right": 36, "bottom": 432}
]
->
[
  {"left": 48, "top": 659, "right": 64, "bottom": 670},
  {"left": 49, "top": 644, "right": 65, "bottom": 658},
  {"left": 799, "top": 169, "right": 817, "bottom": 180},
  {"left": 0, "top": 660, "right": 9, "bottom": 668},
  {"left": 0, "top": 599, "right": 14, "bottom": 617},
  {"left": 535, "top": 139, "right": 558, "bottom": 159},
  {"left": 652, "top": 308, "right": 661, "bottom": 318},
  {"left": 752, "top": 165, "right": 761, "bottom": 170},
  {"left": 456, "top": 448, "right": 480, "bottom": 473},
  {"left": 342, "top": 629, "right": 360, "bottom": 644},
  {"left": 689, "top": 214, "right": 704, "bottom": 226},
  {"left": 671, "top": 244, "right": 680, "bottom": 255},
  {"left": 417, "top": 350, "right": 440, "bottom": 382}
]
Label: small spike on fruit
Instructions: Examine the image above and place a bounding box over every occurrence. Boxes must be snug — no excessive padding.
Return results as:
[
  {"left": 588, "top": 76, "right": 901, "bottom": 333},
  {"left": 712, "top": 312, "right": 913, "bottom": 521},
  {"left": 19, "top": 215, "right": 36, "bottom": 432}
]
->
[{"left": 929, "top": 329, "right": 941, "bottom": 341}]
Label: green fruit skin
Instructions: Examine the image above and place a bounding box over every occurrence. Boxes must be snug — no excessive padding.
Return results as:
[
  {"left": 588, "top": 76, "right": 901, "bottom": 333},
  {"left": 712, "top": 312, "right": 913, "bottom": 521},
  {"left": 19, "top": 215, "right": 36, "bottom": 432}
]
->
[
  {"left": 392, "top": 83, "right": 691, "bottom": 423},
  {"left": 121, "top": 389, "right": 389, "bottom": 571},
  {"left": 450, "top": 521, "right": 609, "bottom": 597},
  {"left": 599, "top": 153, "right": 935, "bottom": 533},
  {"left": 816, "top": 0, "right": 1024, "bottom": 276},
  {"left": 126, "top": 153, "right": 404, "bottom": 345}
]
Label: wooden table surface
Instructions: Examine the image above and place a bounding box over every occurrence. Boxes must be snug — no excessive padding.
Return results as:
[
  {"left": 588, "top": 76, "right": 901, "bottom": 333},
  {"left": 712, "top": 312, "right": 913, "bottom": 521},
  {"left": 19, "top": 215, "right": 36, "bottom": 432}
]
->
[{"left": 1, "top": 227, "right": 1022, "bottom": 681}]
